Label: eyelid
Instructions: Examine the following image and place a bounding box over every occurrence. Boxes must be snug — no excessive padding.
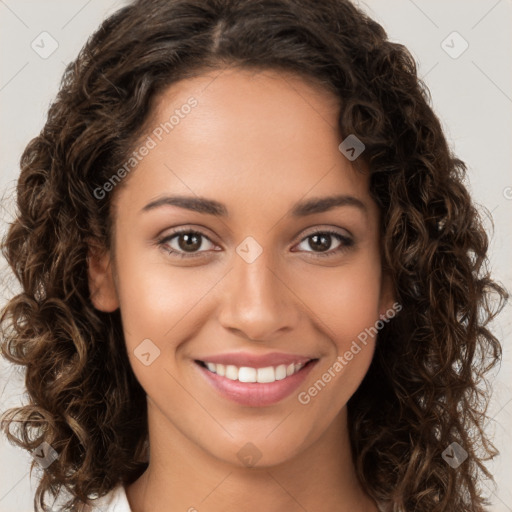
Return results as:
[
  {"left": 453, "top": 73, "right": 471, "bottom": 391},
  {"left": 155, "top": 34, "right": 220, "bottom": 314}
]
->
[
  {"left": 296, "top": 225, "right": 353, "bottom": 242},
  {"left": 155, "top": 223, "right": 220, "bottom": 240}
]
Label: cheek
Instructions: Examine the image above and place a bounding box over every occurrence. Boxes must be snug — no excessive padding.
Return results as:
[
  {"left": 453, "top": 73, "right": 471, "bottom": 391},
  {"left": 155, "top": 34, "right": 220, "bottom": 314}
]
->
[
  {"left": 114, "top": 242, "right": 220, "bottom": 350},
  {"left": 113, "top": 246, "right": 222, "bottom": 401},
  {"left": 301, "top": 251, "right": 383, "bottom": 346},
  {"left": 293, "top": 252, "right": 382, "bottom": 404}
]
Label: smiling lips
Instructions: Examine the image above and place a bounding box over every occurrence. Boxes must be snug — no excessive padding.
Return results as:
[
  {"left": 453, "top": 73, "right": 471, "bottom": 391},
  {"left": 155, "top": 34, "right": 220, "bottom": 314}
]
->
[
  {"left": 202, "top": 360, "right": 306, "bottom": 383},
  {"left": 195, "top": 352, "right": 318, "bottom": 406}
]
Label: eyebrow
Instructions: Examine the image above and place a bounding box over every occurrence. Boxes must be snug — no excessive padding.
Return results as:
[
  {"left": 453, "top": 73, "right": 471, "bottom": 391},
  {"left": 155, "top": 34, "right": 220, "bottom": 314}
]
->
[{"left": 141, "top": 194, "right": 367, "bottom": 217}]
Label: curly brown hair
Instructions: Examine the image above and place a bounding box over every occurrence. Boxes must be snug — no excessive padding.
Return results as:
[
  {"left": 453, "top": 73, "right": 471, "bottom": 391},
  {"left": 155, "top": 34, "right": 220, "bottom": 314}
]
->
[{"left": 0, "top": 0, "right": 508, "bottom": 511}]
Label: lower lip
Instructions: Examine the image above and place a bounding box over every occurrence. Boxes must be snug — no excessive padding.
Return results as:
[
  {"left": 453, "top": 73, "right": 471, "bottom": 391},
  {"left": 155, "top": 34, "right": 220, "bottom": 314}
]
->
[{"left": 195, "top": 360, "right": 317, "bottom": 407}]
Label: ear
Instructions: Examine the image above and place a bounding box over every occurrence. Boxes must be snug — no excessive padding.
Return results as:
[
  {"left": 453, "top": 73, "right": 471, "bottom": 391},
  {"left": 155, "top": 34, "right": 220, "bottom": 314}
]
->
[
  {"left": 378, "top": 271, "right": 397, "bottom": 319},
  {"left": 86, "top": 238, "right": 119, "bottom": 312}
]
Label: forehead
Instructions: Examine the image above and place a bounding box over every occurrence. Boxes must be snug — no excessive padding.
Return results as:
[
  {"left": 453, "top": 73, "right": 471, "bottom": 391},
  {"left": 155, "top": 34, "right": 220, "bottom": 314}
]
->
[{"left": 114, "top": 68, "right": 372, "bottom": 217}]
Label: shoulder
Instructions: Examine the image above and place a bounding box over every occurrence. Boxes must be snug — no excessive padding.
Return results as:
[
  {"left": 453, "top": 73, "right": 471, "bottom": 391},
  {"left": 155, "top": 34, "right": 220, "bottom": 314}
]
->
[{"left": 79, "top": 484, "right": 132, "bottom": 512}]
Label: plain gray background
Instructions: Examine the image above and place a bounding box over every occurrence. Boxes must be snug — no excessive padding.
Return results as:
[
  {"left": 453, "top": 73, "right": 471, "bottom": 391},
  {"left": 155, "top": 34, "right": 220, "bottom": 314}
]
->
[{"left": 1, "top": 1, "right": 511, "bottom": 511}]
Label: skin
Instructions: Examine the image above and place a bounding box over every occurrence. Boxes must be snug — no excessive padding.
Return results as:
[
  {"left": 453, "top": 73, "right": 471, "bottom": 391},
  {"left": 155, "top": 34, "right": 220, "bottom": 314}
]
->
[{"left": 88, "top": 67, "right": 394, "bottom": 512}]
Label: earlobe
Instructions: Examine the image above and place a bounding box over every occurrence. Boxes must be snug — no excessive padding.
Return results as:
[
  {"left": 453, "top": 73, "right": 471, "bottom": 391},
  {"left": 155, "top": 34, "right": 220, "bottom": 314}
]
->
[{"left": 86, "top": 239, "right": 120, "bottom": 312}]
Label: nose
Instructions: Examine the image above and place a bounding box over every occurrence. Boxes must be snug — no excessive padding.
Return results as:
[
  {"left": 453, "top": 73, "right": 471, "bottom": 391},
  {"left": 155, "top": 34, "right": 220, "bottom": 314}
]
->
[{"left": 217, "top": 248, "right": 300, "bottom": 342}]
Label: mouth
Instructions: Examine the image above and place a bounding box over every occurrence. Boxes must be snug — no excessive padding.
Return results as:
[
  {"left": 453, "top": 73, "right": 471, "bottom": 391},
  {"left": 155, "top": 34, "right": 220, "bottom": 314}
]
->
[
  {"left": 194, "top": 357, "right": 318, "bottom": 407},
  {"left": 195, "top": 359, "right": 315, "bottom": 383}
]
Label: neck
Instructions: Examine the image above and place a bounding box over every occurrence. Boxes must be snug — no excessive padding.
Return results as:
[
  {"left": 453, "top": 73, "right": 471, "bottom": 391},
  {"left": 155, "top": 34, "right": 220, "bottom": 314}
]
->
[{"left": 125, "top": 401, "right": 378, "bottom": 512}]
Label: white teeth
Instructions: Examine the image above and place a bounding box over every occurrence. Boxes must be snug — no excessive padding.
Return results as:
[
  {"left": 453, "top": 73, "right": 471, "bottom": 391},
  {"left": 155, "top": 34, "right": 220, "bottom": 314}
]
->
[
  {"left": 275, "top": 364, "right": 287, "bottom": 380},
  {"left": 225, "top": 364, "right": 238, "bottom": 380},
  {"left": 238, "top": 367, "right": 257, "bottom": 383},
  {"left": 257, "top": 366, "right": 275, "bottom": 383},
  {"left": 202, "top": 360, "right": 309, "bottom": 383},
  {"left": 216, "top": 363, "right": 226, "bottom": 377}
]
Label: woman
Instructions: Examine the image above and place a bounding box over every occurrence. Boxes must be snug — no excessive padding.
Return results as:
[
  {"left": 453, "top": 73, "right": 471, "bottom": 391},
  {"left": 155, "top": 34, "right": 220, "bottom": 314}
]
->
[{"left": 1, "top": 0, "right": 507, "bottom": 511}]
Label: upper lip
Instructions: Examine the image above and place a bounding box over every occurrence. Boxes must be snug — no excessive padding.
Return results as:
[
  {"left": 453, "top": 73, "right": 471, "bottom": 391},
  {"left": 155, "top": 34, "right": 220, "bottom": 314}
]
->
[{"left": 196, "top": 352, "right": 315, "bottom": 369}]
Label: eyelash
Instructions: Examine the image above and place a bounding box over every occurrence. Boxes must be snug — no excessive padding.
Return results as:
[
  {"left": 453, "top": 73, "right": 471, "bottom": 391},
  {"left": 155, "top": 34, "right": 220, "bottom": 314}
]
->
[{"left": 157, "top": 228, "right": 354, "bottom": 259}]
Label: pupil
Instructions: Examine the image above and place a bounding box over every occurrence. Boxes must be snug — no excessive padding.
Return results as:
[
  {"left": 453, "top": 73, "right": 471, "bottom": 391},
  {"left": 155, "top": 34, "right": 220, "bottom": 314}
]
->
[
  {"left": 310, "top": 234, "right": 330, "bottom": 252},
  {"left": 179, "top": 233, "right": 201, "bottom": 252}
]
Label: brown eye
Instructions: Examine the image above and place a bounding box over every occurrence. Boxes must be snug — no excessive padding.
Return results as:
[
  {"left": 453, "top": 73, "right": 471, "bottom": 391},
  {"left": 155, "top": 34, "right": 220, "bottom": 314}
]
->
[
  {"left": 176, "top": 232, "right": 202, "bottom": 252},
  {"left": 158, "top": 230, "right": 216, "bottom": 258},
  {"left": 294, "top": 230, "right": 354, "bottom": 258}
]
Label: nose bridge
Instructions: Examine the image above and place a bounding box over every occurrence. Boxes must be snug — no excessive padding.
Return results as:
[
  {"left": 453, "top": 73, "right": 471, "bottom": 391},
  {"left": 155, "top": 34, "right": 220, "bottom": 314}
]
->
[{"left": 218, "top": 240, "right": 298, "bottom": 341}]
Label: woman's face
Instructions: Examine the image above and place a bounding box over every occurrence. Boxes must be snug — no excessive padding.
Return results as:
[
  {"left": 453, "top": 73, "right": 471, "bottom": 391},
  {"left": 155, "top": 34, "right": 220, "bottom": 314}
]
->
[{"left": 89, "top": 68, "right": 394, "bottom": 467}]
